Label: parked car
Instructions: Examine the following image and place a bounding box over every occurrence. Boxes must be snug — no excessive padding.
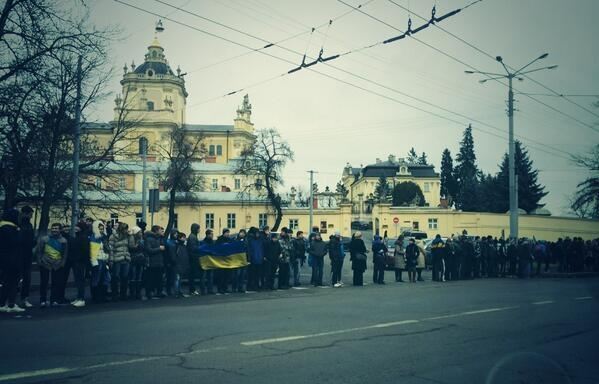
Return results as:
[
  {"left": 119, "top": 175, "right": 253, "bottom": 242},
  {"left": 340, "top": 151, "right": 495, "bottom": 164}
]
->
[
  {"left": 351, "top": 221, "right": 372, "bottom": 230},
  {"left": 401, "top": 230, "right": 428, "bottom": 240},
  {"left": 385, "top": 239, "right": 400, "bottom": 270}
]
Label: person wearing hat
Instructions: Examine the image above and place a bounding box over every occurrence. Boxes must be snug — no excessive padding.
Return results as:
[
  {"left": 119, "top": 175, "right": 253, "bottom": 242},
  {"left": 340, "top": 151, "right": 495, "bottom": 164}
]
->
[
  {"left": 128, "top": 226, "right": 146, "bottom": 300},
  {"left": 329, "top": 231, "right": 344, "bottom": 287},
  {"left": 264, "top": 232, "right": 281, "bottom": 290},
  {"left": 371, "top": 235, "right": 388, "bottom": 284},
  {"left": 349, "top": 232, "right": 368, "bottom": 286},
  {"left": 0, "top": 208, "right": 25, "bottom": 313}
]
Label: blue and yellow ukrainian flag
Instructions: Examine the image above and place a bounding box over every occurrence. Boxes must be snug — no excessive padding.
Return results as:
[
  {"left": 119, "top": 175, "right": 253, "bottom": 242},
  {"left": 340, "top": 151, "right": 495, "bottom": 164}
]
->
[{"left": 199, "top": 241, "right": 248, "bottom": 270}]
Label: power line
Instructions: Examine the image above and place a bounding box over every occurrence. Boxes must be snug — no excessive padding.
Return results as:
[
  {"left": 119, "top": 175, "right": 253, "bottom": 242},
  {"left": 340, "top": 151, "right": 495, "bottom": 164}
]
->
[
  {"left": 152, "top": 0, "right": 571, "bottom": 159},
  {"left": 155, "top": 0, "right": 375, "bottom": 76},
  {"left": 115, "top": 0, "right": 573, "bottom": 162},
  {"left": 385, "top": 0, "right": 599, "bottom": 126},
  {"left": 516, "top": 93, "right": 599, "bottom": 98}
]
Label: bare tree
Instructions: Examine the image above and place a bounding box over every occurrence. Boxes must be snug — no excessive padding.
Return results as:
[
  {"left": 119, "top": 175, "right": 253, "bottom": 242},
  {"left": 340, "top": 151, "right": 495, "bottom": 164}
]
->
[
  {"left": 235, "top": 128, "right": 294, "bottom": 231},
  {"left": 570, "top": 144, "right": 599, "bottom": 219},
  {"left": 0, "top": 0, "right": 112, "bottom": 84},
  {"left": 155, "top": 126, "right": 205, "bottom": 234}
]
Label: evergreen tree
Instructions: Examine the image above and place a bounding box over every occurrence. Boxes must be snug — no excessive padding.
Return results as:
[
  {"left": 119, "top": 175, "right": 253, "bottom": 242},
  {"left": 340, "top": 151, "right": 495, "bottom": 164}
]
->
[
  {"left": 496, "top": 140, "right": 548, "bottom": 213},
  {"left": 455, "top": 124, "right": 479, "bottom": 211},
  {"left": 374, "top": 176, "right": 390, "bottom": 202},
  {"left": 335, "top": 181, "right": 349, "bottom": 201},
  {"left": 418, "top": 152, "right": 428, "bottom": 165},
  {"left": 392, "top": 181, "right": 426, "bottom": 206},
  {"left": 407, "top": 147, "right": 419, "bottom": 163},
  {"left": 477, "top": 173, "right": 502, "bottom": 213},
  {"left": 440, "top": 148, "right": 457, "bottom": 202}
]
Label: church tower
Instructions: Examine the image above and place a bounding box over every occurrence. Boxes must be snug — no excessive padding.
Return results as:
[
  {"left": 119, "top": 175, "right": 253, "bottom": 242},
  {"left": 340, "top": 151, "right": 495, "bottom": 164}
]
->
[{"left": 115, "top": 20, "right": 188, "bottom": 128}]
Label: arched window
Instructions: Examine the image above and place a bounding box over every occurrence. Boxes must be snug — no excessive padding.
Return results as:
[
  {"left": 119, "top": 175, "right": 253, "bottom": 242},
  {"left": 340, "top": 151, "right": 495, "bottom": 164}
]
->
[{"left": 147, "top": 101, "right": 154, "bottom": 111}]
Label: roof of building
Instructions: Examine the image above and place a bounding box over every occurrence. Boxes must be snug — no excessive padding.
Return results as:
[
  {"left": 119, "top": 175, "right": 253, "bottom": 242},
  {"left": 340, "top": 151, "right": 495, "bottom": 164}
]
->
[
  {"left": 360, "top": 163, "right": 439, "bottom": 178},
  {"left": 81, "top": 122, "right": 112, "bottom": 131},
  {"left": 184, "top": 124, "right": 235, "bottom": 132},
  {"left": 79, "top": 190, "right": 267, "bottom": 203},
  {"left": 133, "top": 61, "right": 174, "bottom": 76}
]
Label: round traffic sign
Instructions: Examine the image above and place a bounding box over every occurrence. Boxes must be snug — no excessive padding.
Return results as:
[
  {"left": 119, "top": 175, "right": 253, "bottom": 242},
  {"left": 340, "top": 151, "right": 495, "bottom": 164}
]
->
[{"left": 393, "top": 217, "right": 399, "bottom": 224}]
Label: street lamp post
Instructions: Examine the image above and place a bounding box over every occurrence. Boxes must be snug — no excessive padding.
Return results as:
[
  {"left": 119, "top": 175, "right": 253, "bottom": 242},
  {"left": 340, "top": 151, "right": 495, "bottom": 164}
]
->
[
  {"left": 465, "top": 54, "right": 557, "bottom": 240},
  {"left": 139, "top": 137, "right": 148, "bottom": 224}
]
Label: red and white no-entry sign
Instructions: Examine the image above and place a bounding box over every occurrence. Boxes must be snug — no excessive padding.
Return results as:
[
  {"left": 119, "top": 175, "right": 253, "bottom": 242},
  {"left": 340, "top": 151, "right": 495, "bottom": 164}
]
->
[{"left": 393, "top": 217, "right": 399, "bottom": 224}]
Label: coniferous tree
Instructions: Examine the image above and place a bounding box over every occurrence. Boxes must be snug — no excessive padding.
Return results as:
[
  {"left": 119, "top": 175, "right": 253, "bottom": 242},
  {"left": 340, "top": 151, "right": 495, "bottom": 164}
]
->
[
  {"left": 440, "top": 148, "right": 457, "bottom": 203},
  {"left": 392, "top": 181, "right": 426, "bottom": 206},
  {"left": 374, "top": 176, "right": 390, "bottom": 202},
  {"left": 477, "top": 173, "right": 502, "bottom": 213},
  {"left": 418, "top": 152, "right": 428, "bottom": 165},
  {"left": 407, "top": 147, "right": 419, "bottom": 163},
  {"left": 496, "top": 140, "right": 547, "bottom": 213},
  {"left": 335, "top": 181, "right": 349, "bottom": 202},
  {"left": 455, "top": 124, "right": 479, "bottom": 211}
]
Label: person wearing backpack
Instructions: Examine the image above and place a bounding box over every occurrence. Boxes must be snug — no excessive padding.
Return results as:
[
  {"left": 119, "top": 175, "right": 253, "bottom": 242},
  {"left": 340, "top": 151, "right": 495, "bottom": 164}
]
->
[{"left": 371, "top": 235, "right": 387, "bottom": 284}]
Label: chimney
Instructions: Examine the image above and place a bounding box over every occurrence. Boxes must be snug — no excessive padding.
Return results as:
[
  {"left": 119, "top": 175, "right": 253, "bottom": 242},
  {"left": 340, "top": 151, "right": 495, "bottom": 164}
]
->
[
  {"left": 388, "top": 154, "right": 396, "bottom": 163},
  {"left": 375, "top": 158, "right": 381, "bottom": 164}
]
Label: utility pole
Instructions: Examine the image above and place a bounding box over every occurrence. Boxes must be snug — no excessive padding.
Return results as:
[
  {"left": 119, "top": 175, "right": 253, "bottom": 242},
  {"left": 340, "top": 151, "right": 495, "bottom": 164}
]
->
[
  {"left": 69, "top": 56, "right": 83, "bottom": 238},
  {"left": 465, "top": 54, "right": 557, "bottom": 240},
  {"left": 140, "top": 137, "right": 148, "bottom": 224},
  {"left": 308, "top": 170, "right": 314, "bottom": 232}
]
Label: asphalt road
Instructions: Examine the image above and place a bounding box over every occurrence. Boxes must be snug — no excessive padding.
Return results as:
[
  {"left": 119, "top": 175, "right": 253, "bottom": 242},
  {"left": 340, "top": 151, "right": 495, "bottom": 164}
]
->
[{"left": 1, "top": 272, "right": 598, "bottom": 384}]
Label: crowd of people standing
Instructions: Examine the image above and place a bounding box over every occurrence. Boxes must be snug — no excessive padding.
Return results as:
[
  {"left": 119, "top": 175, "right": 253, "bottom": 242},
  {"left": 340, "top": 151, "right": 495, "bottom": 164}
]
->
[{"left": 1, "top": 206, "right": 598, "bottom": 313}]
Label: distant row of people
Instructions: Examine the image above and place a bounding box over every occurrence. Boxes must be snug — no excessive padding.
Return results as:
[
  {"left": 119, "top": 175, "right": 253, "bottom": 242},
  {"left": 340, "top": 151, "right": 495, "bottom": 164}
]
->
[{"left": 1, "top": 206, "right": 598, "bottom": 313}]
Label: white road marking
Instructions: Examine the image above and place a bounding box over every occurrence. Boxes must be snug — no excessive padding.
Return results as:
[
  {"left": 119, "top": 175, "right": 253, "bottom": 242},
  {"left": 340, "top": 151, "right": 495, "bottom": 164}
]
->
[
  {"left": 532, "top": 300, "right": 555, "bottom": 305},
  {"left": 291, "top": 287, "right": 309, "bottom": 290},
  {"left": 423, "top": 306, "right": 519, "bottom": 321},
  {"left": 0, "top": 368, "right": 73, "bottom": 382},
  {"left": 2, "top": 298, "right": 582, "bottom": 382},
  {"left": 0, "top": 347, "right": 229, "bottom": 382}
]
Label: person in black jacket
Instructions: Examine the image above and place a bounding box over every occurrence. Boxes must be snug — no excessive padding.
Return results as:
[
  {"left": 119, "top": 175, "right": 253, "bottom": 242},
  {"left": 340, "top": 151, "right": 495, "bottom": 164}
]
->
[
  {"left": 349, "top": 232, "right": 367, "bottom": 286},
  {"left": 264, "top": 233, "right": 281, "bottom": 290},
  {"left": 18, "top": 206, "right": 35, "bottom": 308},
  {"left": 371, "top": 235, "right": 388, "bottom": 284},
  {"left": 144, "top": 225, "right": 166, "bottom": 299},
  {"left": 187, "top": 223, "right": 201, "bottom": 295},
  {"left": 70, "top": 222, "right": 90, "bottom": 307},
  {"left": 0, "top": 208, "right": 24, "bottom": 313},
  {"left": 290, "top": 231, "right": 306, "bottom": 286}
]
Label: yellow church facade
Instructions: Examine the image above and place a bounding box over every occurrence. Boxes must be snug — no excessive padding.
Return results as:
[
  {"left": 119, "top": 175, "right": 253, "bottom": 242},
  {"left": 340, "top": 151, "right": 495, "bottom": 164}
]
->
[{"left": 70, "top": 33, "right": 353, "bottom": 236}]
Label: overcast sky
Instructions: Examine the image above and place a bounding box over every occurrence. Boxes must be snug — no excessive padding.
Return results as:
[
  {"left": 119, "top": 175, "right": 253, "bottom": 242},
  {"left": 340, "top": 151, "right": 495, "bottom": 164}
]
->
[{"left": 86, "top": 0, "right": 599, "bottom": 215}]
